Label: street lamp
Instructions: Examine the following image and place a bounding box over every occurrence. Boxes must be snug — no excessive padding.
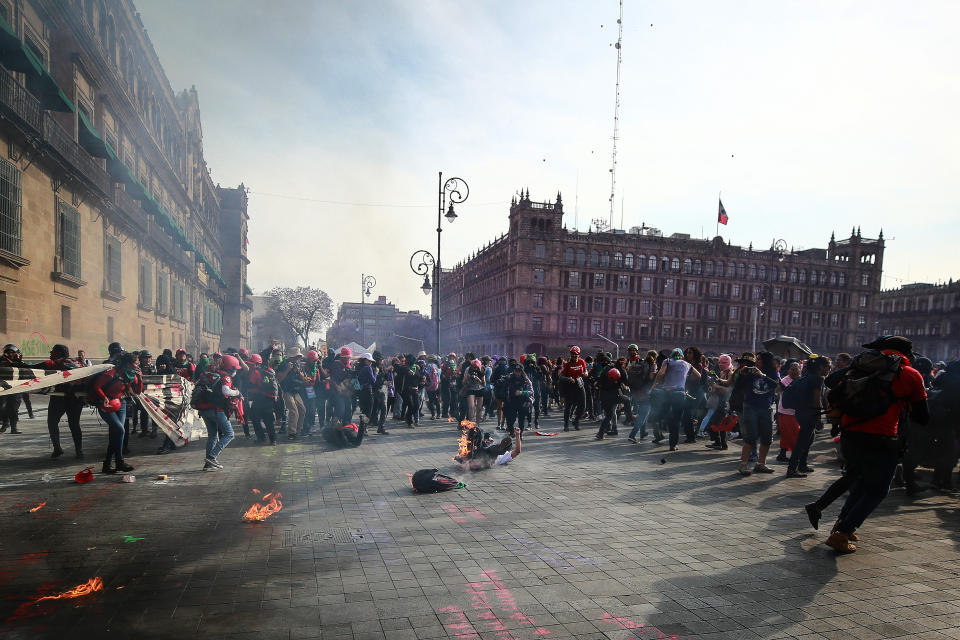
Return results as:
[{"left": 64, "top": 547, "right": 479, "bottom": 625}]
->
[
  {"left": 428, "top": 172, "right": 470, "bottom": 355},
  {"left": 410, "top": 249, "right": 436, "bottom": 347},
  {"left": 772, "top": 238, "right": 788, "bottom": 263},
  {"left": 751, "top": 283, "right": 773, "bottom": 353},
  {"left": 360, "top": 273, "right": 376, "bottom": 347},
  {"left": 594, "top": 333, "right": 619, "bottom": 359}
]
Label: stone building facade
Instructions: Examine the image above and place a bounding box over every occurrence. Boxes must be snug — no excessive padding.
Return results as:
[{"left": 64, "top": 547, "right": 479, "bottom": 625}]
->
[
  {"left": 0, "top": 0, "right": 251, "bottom": 359},
  {"left": 878, "top": 281, "right": 959, "bottom": 361},
  {"left": 327, "top": 296, "right": 430, "bottom": 354},
  {"left": 438, "top": 191, "right": 885, "bottom": 358}
]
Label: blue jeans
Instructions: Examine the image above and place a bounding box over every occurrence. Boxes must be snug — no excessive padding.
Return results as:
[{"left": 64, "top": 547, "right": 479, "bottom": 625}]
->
[
  {"left": 99, "top": 403, "right": 127, "bottom": 465},
  {"left": 787, "top": 410, "right": 819, "bottom": 473},
  {"left": 200, "top": 409, "right": 234, "bottom": 460},
  {"left": 628, "top": 397, "right": 652, "bottom": 439},
  {"left": 661, "top": 390, "right": 687, "bottom": 448}
]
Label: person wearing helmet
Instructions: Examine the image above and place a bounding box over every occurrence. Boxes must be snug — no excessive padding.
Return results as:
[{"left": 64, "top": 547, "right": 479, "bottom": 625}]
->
[
  {"left": 300, "top": 349, "right": 321, "bottom": 436},
  {"left": 39, "top": 345, "right": 84, "bottom": 458},
  {"left": 89, "top": 352, "right": 142, "bottom": 474},
  {"left": 559, "top": 346, "right": 588, "bottom": 431},
  {"left": 596, "top": 362, "right": 627, "bottom": 440},
  {"left": 503, "top": 362, "right": 534, "bottom": 436},
  {"left": 195, "top": 353, "right": 242, "bottom": 470},
  {"left": 103, "top": 342, "right": 123, "bottom": 365},
  {"left": 0, "top": 344, "right": 26, "bottom": 434},
  {"left": 173, "top": 348, "right": 195, "bottom": 380},
  {"left": 245, "top": 353, "right": 279, "bottom": 445}
]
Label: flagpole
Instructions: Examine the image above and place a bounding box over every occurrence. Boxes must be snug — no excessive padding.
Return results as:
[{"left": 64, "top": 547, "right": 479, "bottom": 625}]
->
[{"left": 716, "top": 191, "right": 720, "bottom": 238}]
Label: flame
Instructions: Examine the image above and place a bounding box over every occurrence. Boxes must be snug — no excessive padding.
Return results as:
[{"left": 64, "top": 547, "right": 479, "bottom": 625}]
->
[
  {"left": 242, "top": 491, "right": 283, "bottom": 522},
  {"left": 455, "top": 420, "right": 477, "bottom": 461},
  {"left": 251, "top": 488, "right": 261, "bottom": 494},
  {"left": 34, "top": 577, "right": 103, "bottom": 603},
  {"left": 447, "top": 417, "right": 456, "bottom": 423},
  {"left": 29, "top": 501, "right": 46, "bottom": 513}
]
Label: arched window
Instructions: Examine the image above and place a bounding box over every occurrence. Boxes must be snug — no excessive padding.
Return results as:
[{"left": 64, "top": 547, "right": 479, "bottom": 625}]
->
[
  {"left": 613, "top": 252, "right": 623, "bottom": 267},
  {"left": 624, "top": 253, "right": 634, "bottom": 269},
  {"left": 798, "top": 269, "right": 806, "bottom": 284},
  {"left": 819, "top": 271, "right": 827, "bottom": 285},
  {"left": 780, "top": 268, "right": 787, "bottom": 282},
  {"left": 758, "top": 265, "right": 765, "bottom": 280},
  {"left": 590, "top": 250, "right": 599, "bottom": 266},
  {"left": 770, "top": 266, "right": 777, "bottom": 282},
  {"left": 790, "top": 269, "right": 798, "bottom": 283},
  {"left": 829, "top": 272, "right": 837, "bottom": 286},
  {"left": 600, "top": 251, "right": 610, "bottom": 267},
  {"left": 737, "top": 263, "right": 746, "bottom": 279},
  {"left": 705, "top": 260, "right": 714, "bottom": 276},
  {"left": 564, "top": 248, "right": 574, "bottom": 265},
  {"left": 749, "top": 264, "right": 757, "bottom": 280},
  {"left": 716, "top": 261, "right": 724, "bottom": 277},
  {"left": 671, "top": 257, "right": 680, "bottom": 272},
  {"left": 694, "top": 259, "right": 702, "bottom": 275},
  {"left": 576, "top": 248, "right": 586, "bottom": 266},
  {"left": 647, "top": 255, "right": 657, "bottom": 271},
  {"left": 838, "top": 272, "right": 846, "bottom": 286},
  {"left": 682, "top": 258, "right": 692, "bottom": 274}
]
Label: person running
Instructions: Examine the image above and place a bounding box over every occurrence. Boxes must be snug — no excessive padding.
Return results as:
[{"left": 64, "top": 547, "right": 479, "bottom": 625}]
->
[
  {"left": 89, "top": 352, "right": 142, "bottom": 474},
  {"left": 245, "top": 354, "right": 279, "bottom": 445},
  {"left": 195, "top": 354, "right": 242, "bottom": 470},
  {"left": 559, "top": 346, "right": 587, "bottom": 431},
  {"left": 651, "top": 348, "right": 701, "bottom": 451}
]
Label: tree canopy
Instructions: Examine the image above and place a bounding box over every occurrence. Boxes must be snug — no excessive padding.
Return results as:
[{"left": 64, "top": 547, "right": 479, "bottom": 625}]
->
[{"left": 265, "top": 286, "right": 333, "bottom": 349}]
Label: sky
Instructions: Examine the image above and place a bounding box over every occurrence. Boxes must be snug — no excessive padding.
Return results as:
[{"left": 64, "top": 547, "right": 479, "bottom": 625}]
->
[{"left": 137, "top": 0, "right": 960, "bottom": 321}]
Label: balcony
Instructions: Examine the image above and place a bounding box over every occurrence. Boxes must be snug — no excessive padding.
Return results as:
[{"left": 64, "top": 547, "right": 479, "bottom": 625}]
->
[
  {"left": 41, "top": 113, "right": 111, "bottom": 196},
  {"left": 0, "top": 65, "right": 42, "bottom": 132},
  {"left": 112, "top": 185, "right": 149, "bottom": 230}
]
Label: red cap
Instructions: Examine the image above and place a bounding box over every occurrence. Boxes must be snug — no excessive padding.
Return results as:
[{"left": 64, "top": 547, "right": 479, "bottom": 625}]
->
[
  {"left": 306, "top": 350, "right": 319, "bottom": 362},
  {"left": 340, "top": 347, "right": 352, "bottom": 358},
  {"left": 220, "top": 354, "right": 240, "bottom": 371},
  {"left": 606, "top": 367, "right": 621, "bottom": 381},
  {"left": 248, "top": 353, "right": 263, "bottom": 364}
]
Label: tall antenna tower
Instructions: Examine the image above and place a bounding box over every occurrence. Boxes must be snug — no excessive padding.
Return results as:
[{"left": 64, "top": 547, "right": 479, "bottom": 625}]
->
[{"left": 608, "top": 0, "right": 624, "bottom": 228}]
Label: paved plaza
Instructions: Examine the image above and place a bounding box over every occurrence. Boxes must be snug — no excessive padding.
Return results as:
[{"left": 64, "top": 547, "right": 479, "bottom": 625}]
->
[{"left": 1, "top": 402, "right": 959, "bottom": 640}]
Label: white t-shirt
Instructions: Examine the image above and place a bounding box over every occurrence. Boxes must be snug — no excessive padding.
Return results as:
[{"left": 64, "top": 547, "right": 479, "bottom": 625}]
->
[
  {"left": 777, "top": 375, "right": 794, "bottom": 416},
  {"left": 494, "top": 451, "right": 513, "bottom": 466}
]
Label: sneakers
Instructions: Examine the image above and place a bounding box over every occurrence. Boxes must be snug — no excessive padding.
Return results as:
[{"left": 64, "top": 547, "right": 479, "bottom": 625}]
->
[
  {"left": 203, "top": 461, "right": 218, "bottom": 472},
  {"left": 753, "top": 464, "right": 774, "bottom": 474},
  {"left": 775, "top": 452, "right": 789, "bottom": 462},
  {"left": 786, "top": 470, "right": 808, "bottom": 478},
  {"left": 825, "top": 531, "right": 856, "bottom": 553},
  {"left": 205, "top": 457, "right": 223, "bottom": 469},
  {"left": 101, "top": 463, "right": 116, "bottom": 474},
  {"left": 799, "top": 466, "right": 815, "bottom": 473},
  {"left": 737, "top": 465, "right": 752, "bottom": 477},
  {"left": 805, "top": 503, "right": 822, "bottom": 530},
  {"left": 628, "top": 436, "right": 638, "bottom": 444},
  {"left": 116, "top": 461, "right": 135, "bottom": 472}
]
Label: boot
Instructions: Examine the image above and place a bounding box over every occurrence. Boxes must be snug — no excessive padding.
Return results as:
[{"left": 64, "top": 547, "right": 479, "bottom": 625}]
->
[
  {"left": 825, "top": 531, "right": 856, "bottom": 553},
  {"left": 51, "top": 447, "right": 64, "bottom": 459},
  {"left": 377, "top": 425, "right": 389, "bottom": 434},
  {"left": 830, "top": 519, "right": 858, "bottom": 541},
  {"left": 9, "top": 419, "right": 20, "bottom": 434},
  {"left": 101, "top": 461, "right": 116, "bottom": 474}
]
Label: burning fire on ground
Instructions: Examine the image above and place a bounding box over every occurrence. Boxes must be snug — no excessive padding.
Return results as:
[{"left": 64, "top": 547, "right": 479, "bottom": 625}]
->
[
  {"left": 242, "top": 491, "right": 282, "bottom": 522},
  {"left": 6, "top": 577, "right": 103, "bottom": 622},
  {"left": 28, "top": 501, "right": 46, "bottom": 513},
  {"left": 455, "top": 420, "right": 477, "bottom": 463}
]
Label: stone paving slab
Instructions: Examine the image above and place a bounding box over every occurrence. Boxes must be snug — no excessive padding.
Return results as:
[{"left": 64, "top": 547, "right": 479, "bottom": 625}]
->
[{"left": 0, "top": 401, "right": 958, "bottom": 640}]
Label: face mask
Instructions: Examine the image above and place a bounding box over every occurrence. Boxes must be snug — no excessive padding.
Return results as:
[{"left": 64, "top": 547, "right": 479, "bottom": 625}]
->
[{"left": 123, "top": 368, "right": 138, "bottom": 381}]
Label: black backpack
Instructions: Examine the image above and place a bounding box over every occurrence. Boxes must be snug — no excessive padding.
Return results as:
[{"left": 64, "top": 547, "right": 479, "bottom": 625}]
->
[
  {"left": 190, "top": 372, "right": 227, "bottom": 409},
  {"left": 827, "top": 350, "right": 902, "bottom": 420},
  {"left": 411, "top": 468, "right": 463, "bottom": 493},
  {"left": 782, "top": 374, "right": 818, "bottom": 411},
  {"left": 729, "top": 371, "right": 746, "bottom": 413}
]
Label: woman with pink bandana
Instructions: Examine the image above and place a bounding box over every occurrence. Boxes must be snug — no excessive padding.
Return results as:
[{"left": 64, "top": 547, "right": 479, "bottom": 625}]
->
[{"left": 704, "top": 354, "right": 734, "bottom": 450}]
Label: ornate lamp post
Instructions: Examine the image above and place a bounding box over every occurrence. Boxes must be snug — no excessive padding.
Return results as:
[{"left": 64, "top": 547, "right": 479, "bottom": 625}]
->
[
  {"left": 360, "top": 273, "right": 376, "bottom": 347},
  {"left": 429, "top": 173, "right": 469, "bottom": 354},
  {"left": 410, "top": 249, "right": 436, "bottom": 348}
]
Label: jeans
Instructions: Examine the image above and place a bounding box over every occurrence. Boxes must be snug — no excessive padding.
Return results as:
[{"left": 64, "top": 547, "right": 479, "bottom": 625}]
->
[
  {"left": 403, "top": 387, "right": 421, "bottom": 425},
  {"left": 48, "top": 395, "right": 84, "bottom": 453},
  {"left": 99, "top": 402, "right": 127, "bottom": 465},
  {"left": 662, "top": 390, "right": 687, "bottom": 448},
  {"left": 836, "top": 431, "right": 901, "bottom": 534},
  {"left": 787, "top": 410, "right": 819, "bottom": 473},
  {"left": 504, "top": 404, "right": 530, "bottom": 432},
  {"left": 200, "top": 409, "right": 234, "bottom": 460},
  {"left": 249, "top": 400, "right": 277, "bottom": 443},
  {"left": 628, "top": 396, "right": 652, "bottom": 439},
  {"left": 598, "top": 393, "right": 620, "bottom": 436},
  {"left": 371, "top": 388, "right": 387, "bottom": 426},
  {"left": 741, "top": 404, "right": 773, "bottom": 448},
  {"left": 302, "top": 389, "right": 317, "bottom": 433}
]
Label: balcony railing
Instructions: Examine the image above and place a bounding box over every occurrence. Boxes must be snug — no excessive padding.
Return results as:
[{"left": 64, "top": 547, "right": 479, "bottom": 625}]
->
[
  {"left": 41, "top": 113, "right": 111, "bottom": 196},
  {"left": 112, "top": 185, "right": 149, "bottom": 230},
  {"left": 0, "top": 65, "right": 42, "bottom": 132}
]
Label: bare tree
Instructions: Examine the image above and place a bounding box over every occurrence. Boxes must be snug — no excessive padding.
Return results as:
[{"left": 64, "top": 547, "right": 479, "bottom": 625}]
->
[{"left": 265, "top": 286, "right": 333, "bottom": 349}]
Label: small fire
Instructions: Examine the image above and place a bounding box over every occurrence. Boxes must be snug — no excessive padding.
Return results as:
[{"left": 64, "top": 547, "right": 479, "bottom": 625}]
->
[
  {"left": 29, "top": 501, "right": 46, "bottom": 512},
  {"left": 242, "top": 491, "right": 283, "bottom": 522},
  {"left": 251, "top": 488, "right": 261, "bottom": 494},
  {"left": 34, "top": 577, "right": 103, "bottom": 603},
  {"left": 455, "top": 420, "right": 477, "bottom": 462},
  {"left": 447, "top": 417, "right": 456, "bottom": 423}
]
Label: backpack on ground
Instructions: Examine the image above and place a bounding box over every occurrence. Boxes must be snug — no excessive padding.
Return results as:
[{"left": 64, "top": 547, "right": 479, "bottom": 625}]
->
[
  {"left": 827, "top": 350, "right": 902, "bottom": 420},
  {"left": 190, "top": 372, "right": 225, "bottom": 409},
  {"left": 411, "top": 468, "right": 463, "bottom": 493},
  {"left": 782, "top": 375, "right": 818, "bottom": 412}
]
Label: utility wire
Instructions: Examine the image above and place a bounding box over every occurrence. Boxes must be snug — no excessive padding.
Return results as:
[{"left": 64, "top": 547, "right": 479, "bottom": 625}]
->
[{"left": 249, "top": 191, "right": 505, "bottom": 209}]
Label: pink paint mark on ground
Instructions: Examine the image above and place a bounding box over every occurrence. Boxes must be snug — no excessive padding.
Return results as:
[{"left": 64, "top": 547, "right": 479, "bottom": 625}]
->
[
  {"left": 442, "top": 504, "right": 486, "bottom": 524},
  {"left": 439, "top": 570, "right": 550, "bottom": 640},
  {"left": 601, "top": 612, "right": 686, "bottom": 640}
]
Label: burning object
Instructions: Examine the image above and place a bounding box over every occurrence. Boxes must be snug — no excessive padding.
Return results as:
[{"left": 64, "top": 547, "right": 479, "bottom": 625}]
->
[
  {"left": 28, "top": 501, "right": 46, "bottom": 512},
  {"left": 35, "top": 577, "right": 103, "bottom": 603},
  {"left": 242, "top": 491, "right": 283, "bottom": 522}
]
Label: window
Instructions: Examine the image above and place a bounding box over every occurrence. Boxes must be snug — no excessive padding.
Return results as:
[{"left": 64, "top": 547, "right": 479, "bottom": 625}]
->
[
  {"left": 592, "top": 319, "right": 602, "bottom": 335},
  {"left": 532, "top": 316, "right": 543, "bottom": 332},
  {"left": 639, "top": 323, "right": 649, "bottom": 336},
  {"left": 829, "top": 333, "right": 839, "bottom": 347},
  {"left": 830, "top": 313, "right": 839, "bottom": 327},
  {"left": 533, "top": 268, "right": 545, "bottom": 283},
  {"left": 624, "top": 253, "right": 634, "bottom": 269},
  {"left": 728, "top": 327, "right": 738, "bottom": 341},
  {"left": 157, "top": 270, "right": 169, "bottom": 313},
  {"left": 107, "top": 316, "right": 114, "bottom": 342},
  {"left": 204, "top": 302, "right": 223, "bottom": 333},
  {"left": 731, "top": 284, "right": 741, "bottom": 298},
  {"left": 694, "top": 260, "right": 702, "bottom": 275},
  {"left": 811, "top": 312, "right": 821, "bottom": 325},
  {"left": 564, "top": 247, "right": 574, "bottom": 264},
  {"left": 139, "top": 260, "right": 152, "bottom": 308},
  {"left": 641, "top": 276, "right": 652, "bottom": 292},
  {"left": 613, "top": 252, "right": 623, "bottom": 267},
  {"left": 859, "top": 294, "right": 868, "bottom": 308},
  {"left": 749, "top": 264, "right": 757, "bottom": 279},
  {"left": 0, "top": 290, "right": 5, "bottom": 333},
  {"left": 664, "top": 279, "right": 675, "bottom": 294},
  {"left": 640, "top": 300, "right": 652, "bottom": 315},
  {"left": 593, "top": 296, "right": 604, "bottom": 311},
  {"left": 532, "top": 243, "right": 545, "bottom": 259},
  {"left": 799, "top": 269, "right": 806, "bottom": 284},
  {"left": 600, "top": 252, "right": 610, "bottom": 267},
  {"left": 576, "top": 248, "right": 586, "bottom": 266},
  {"left": 615, "top": 321, "right": 625, "bottom": 338},
  {"left": 780, "top": 268, "right": 787, "bottom": 282},
  {"left": 729, "top": 306, "right": 739, "bottom": 320},
  {"left": 566, "top": 318, "right": 578, "bottom": 335},
  {"left": 618, "top": 275, "right": 629, "bottom": 290},
  {"left": 771, "top": 308, "right": 781, "bottom": 322},
  {"left": 663, "top": 302, "right": 674, "bottom": 317},
  {"left": 569, "top": 271, "right": 580, "bottom": 287},
  {"left": 104, "top": 235, "right": 123, "bottom": 296},
  {"left": 616, "top": 298, "right": 626, "bottom": 313},
  {"left": 770, "top": 267, "right": 778, "bottom": 282},
  {"left": 705, "top": 261, "right": 714, "bottom": 276},
  {"left": 706, "top": 326, "right": 716, "bottom": 340},
  {"left": 839, "top": 273, "right": 846, "bottom": 287},
  {"left": 532, "top": 292, "right": 543, "bottom": 308},
  {"left": 647, "top": 255, "right": 658, "bottom": 270},
  {"left": 594, "top": 273, "right": 604, "bottom": 287},
  {"left": 774, "top": 287, "right": 783, "bottom": 301},
  {"left": 812, "top": 290, "right": 822, "bottom": 304},
  {"left": 861, "top": 273, "right": 870, "bottom": 286},
  {"left": 737, "top": 263, "right": 746, "bottom": 279},
  {"left": 590, "top": 250, "right": 599, "bottom": 266},
  {"left": 671, "top": 257, "right": 680, "bottom": 272},
  {"left": 687, "top": 281, "right": 697, "bottom": 294},
  {"left": 857, "top": 314, "right": 866, "bottom": 327},
  {"left": 758, "top": 265, "right": 765, "bottom": 280},
  {"left": 792, "top": 289, "right": 802, "bottom": 303},
  {"left": 568, "top": 295, "right": 579, "bottom": 311},
  {"left": 683, "top": 258, "right": 692, "bottom": 274},
  {"left": 685, "top": 303, "right": 696, "bottom": 317},
  {"left": 791, "top": 310, "right": 801, "bottom": 324},
  {"left": 707, "top": 304, "right": 718, "bottom": 319},
  {"left": 752, "top": 286, "right": 761, "bottom": 300},
  {"left": 709, "top": 282, "right": 720, "bottom": 296},
  {"left": 717, "top": 261, "right": 726, "bottom": 277},
  {"left": 0, "top": 158, "right": 23, "bottom": 256},
  {"left": 830, "top": 272, "right": 837, "bottom": 286},
  {"left": 661, "top": 324, "right": 672, "bottom": 338},
  {"left": 61, "top": 305, "right": 71, "bottom": 338},
  {"left": 55, "top": 200, "right": 82, "bottom": 278}
]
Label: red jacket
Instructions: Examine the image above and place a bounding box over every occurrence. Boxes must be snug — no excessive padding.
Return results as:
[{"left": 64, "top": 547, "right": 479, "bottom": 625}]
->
[
  {"left": 841, "top": 352, "right": 926, "bottom": 437},
  {"left": 89, "top": 369, "right": 142, "bottom": 404},
  {"left": 561, "top": 358, "right": 588, "bottom": 379}
]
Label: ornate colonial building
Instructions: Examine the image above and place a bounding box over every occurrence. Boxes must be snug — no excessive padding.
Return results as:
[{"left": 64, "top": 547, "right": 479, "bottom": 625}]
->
[
  {"left": 438, "top": 191, "right": 884, "bottom": 358},
  {"left": 878, "top": 281, "right": 959, "bottom": 361},
  {"left": 0, "top": 0, "right": 252, "bottom": 358}
]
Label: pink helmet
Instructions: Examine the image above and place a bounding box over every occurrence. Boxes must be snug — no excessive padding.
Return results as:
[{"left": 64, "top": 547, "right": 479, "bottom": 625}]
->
[
  {"left": 717, "top": 354, "right": 732, "bottom": 371},
  {"left": 248, "top": 353, "right": 263, "bottom": 365},
  {"left": 471, "top": 359, "right": 482, "bottom": 370},
  {"left": 340, "top": 346, "right": 352, "bottom": 358},
  {"left": 220, "top": 354, "right": 240, "bottom": 371},
  {"left": 306, "top": 350, "right": 319, "bottom": 362},
  {"left": 607, "top": 367, "right": 622, "bottom": 381},
  {"left": 239, "top": 348, "right": 249, "bottom": 357}
]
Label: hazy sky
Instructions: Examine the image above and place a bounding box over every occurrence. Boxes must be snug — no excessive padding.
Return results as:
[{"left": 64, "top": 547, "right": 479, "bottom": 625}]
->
[{"left": 138, "top": 0, "right": 959, "bottom": 318}]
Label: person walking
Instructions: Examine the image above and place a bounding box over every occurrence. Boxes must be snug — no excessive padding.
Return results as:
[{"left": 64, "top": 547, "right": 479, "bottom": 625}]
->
[
  {"left": 277, "top": 346, "right": 307, "bottom": 440},
  {"left": 39, "top": 344, "right": 85, "bottom": 458},
  {"left": 194, "top": 354, "right": 241, "bottom": 470},
  {"left": 89, "top": 352, "right": 142, "bottom": 474},
  {"left": 732, "top": 352, "right": 780, "bottom": 475},
  {"left": 651, "top": 348, "right": 701, "bottom": 451},
  {"left": 245, "top": 354, "right": 278, "bottom": 445},
  {"left": 785, "top": 356, "right": 831, "bottom": 478}
]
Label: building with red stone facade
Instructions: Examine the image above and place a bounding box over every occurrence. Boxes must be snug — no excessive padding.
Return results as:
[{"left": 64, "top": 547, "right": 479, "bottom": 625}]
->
[
  {"left": 438, "top": 191, "right": 885, "bottom": 358},
  {"left": 878, "top": 281, "right": 959, "bottom": 361}
]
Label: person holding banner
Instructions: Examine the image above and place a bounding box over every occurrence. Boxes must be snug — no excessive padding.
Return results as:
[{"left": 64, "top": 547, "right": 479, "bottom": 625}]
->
[
  {"left": 39, "top": 344, "right": 85, "bottom": 459},
  {"left": 89, "top": 352, "right": 142, "bottom": 474}
]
